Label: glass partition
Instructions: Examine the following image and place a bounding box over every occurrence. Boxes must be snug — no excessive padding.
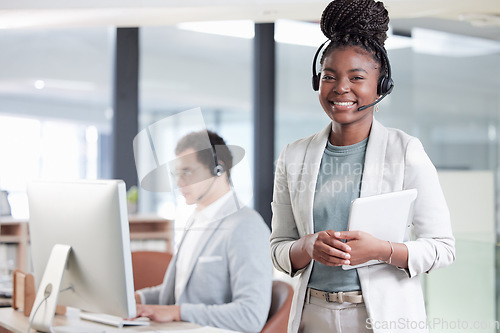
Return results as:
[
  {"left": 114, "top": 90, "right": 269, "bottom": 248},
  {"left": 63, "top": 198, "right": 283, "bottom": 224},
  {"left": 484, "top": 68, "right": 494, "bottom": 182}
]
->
[
  {"left": 138, "top": 24, "right": 253, "bottom": 245},
  {"left": 0, "top": 27, "right": 112, "bottom": 218}
]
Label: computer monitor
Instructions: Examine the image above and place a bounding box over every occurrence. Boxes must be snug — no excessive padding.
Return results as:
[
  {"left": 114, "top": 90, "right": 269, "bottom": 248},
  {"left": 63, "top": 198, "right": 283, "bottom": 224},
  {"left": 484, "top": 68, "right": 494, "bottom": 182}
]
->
[{"left": 27, "top": 179, "right": 136, "bottom": 332}]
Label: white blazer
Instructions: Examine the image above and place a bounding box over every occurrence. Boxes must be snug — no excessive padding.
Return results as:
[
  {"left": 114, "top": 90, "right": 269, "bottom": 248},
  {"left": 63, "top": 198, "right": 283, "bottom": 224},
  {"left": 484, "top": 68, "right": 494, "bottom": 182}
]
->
[{"left": 270, "top": 119, "right": 455, "bottom": 333}]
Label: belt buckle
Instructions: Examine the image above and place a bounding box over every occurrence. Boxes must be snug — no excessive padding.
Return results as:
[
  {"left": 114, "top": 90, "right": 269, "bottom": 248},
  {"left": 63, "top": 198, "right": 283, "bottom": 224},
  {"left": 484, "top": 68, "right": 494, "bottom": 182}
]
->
[
  {"left": 325, "top": 291, "right": 343, "bottom": 303},
  {"left": 337, "top": 291, "right": 344, "bottom": 303}
]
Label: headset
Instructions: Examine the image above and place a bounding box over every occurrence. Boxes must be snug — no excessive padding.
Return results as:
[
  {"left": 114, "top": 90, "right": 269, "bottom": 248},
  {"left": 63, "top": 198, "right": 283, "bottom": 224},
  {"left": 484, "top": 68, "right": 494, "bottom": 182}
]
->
[
  {"left": 193, "top": 141, "right": 241, "bottom": 211},
  {"left": 311, "top": 39, "right": 394, "bottom": 111},
  {"left": 194, "top": 144, "right": 225, "bottom": 203},
  {"left": 210, "top": 145, "right": 225, "bottom": 177}
]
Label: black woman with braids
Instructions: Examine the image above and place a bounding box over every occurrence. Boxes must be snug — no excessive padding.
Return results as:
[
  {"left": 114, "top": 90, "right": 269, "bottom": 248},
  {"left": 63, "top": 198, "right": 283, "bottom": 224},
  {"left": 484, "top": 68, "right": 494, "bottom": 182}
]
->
[{"left": 270, "top": 0, "right": 455, "bottom": 332}]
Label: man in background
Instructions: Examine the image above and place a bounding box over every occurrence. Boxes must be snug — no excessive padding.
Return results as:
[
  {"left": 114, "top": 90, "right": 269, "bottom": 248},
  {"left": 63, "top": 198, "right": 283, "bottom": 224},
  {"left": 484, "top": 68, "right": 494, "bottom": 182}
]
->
[{"left": 135, "top": 130, "right": 273, "bottom": 333}]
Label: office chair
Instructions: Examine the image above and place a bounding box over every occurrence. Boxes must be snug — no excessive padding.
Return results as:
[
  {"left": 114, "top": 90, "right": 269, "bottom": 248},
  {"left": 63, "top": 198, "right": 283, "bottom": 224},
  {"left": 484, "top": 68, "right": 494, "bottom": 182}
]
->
[
  {"left": 131, "top": 251, "right": 172, "bottom": 290},
  {"left": 261, "top": 280, "right": 294, "bottom": 333}
]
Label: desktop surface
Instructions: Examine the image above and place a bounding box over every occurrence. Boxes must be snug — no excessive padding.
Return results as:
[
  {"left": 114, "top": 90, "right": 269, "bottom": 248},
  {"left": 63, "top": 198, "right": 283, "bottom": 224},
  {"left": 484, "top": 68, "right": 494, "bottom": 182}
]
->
[{"left": 0, "top": 307, "right": 233, "bottom": 333}]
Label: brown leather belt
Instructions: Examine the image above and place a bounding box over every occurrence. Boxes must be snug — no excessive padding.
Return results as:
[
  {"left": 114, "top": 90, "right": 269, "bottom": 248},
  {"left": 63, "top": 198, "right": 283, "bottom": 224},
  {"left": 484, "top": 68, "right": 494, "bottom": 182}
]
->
[{"left": 309, "top": 288, "right": 364, "bottom": 304}]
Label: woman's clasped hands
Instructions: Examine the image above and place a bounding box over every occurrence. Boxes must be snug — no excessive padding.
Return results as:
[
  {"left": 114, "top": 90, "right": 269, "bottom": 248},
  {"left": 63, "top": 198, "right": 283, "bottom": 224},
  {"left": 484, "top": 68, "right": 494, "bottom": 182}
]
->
[
  {"left": 306, "top": 230, "right": 388, "bottom": 267},
  {"left": 306, "top": 230, "right": 351, "bottom": 266}
]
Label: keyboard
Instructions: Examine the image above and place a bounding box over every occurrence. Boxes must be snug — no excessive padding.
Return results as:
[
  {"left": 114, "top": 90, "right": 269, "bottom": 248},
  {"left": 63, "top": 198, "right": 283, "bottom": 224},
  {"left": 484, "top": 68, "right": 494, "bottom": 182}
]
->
[{"left": 79, "top": 312, "right": 150, "bottom": 327}]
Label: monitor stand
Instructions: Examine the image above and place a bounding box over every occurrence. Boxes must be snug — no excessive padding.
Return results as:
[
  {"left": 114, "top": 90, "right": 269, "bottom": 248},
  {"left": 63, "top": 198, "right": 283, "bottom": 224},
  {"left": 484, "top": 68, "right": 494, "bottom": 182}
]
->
[{"left": 29, "top": 244, "right": 72, "bottom": 333}]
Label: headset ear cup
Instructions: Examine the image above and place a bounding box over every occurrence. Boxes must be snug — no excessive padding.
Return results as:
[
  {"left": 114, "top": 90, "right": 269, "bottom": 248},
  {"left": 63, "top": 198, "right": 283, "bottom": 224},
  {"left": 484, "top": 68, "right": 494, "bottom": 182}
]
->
[
  {"left": 377, "top": 77, "right": 386, "bottom": 95},
  {"left": 386, "top": 78, "right": 394, "bottom": 94},
  {"left": 214, "top": 164, "right": 224, "bottom": 177},
  {"left": 378, "top": 77, "right": 394, "bottom": 95},
  {"left": 311, "top": 40, "right": 329, "bottom": 92},
  {"left": 312, "top": 74, "right": 320, "bottom": 91}
]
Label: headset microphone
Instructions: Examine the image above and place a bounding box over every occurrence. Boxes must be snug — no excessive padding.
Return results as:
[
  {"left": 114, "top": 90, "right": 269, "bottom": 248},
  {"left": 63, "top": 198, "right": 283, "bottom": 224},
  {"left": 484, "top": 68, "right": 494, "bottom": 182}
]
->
[
  {"left": 357, "top": 89, "right": 392, "bottom": 111},
  {"left": 196, "top": 177, "right": 216, "bottom": 202}
]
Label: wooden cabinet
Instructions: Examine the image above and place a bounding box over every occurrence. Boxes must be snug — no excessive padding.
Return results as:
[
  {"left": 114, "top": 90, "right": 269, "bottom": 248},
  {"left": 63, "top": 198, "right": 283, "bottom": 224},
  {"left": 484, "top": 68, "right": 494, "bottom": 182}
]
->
[
  {"left": 128, "top": 215, "right": 173, "bottom": 252},
  {"left": 0, "top": 217, "right": 29, "bottom": 273},
  {"left": 0, "top": 215, "right": 173, "bottom": 272}
]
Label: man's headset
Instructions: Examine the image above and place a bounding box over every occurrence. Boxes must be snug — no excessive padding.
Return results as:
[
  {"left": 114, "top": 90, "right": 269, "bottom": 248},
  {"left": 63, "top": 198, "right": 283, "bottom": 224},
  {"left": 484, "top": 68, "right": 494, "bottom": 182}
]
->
[
  {"left": 210, "top": 145, "right": 225, "bottom": 177},
  {"left": 194, "top": 145, "right": 225, "bottom": 203},
  {"left": 311, "top": 39, "right": 394, "bottom": 111}
]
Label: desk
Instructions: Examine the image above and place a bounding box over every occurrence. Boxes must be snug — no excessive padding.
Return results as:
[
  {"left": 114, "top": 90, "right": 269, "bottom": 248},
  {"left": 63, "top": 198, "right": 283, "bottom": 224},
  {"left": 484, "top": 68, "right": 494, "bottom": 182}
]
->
[{"left": 0, "top": 307, "right": 234, "bottom": 333}]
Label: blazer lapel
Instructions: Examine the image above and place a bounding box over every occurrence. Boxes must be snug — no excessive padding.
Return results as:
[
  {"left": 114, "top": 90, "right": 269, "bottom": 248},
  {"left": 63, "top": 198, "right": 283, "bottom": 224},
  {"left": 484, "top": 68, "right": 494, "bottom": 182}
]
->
[
  {"left": 360, "top": 118, "right": 388, "bottom": 197},
  {"left": 297, "top": 123, "right": 331, "bottom": 235}
]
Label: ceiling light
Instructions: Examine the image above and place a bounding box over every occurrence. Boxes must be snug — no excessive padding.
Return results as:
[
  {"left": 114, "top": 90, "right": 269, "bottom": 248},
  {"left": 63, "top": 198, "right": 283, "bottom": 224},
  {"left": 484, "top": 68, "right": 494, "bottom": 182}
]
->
[
  {"left": 177, "top": 20, "right": 254, "bottom": 39},
  {"left": 459, "top": 13, "right": 500, "bottom": 27},
  {"left": 274, "top": 19, "right": 324, "bottom": 47},
  {"left": 412, "top": 27, "right": 500, "bottom": 57},
  {"left": 34, "top": 80, "right": 45, "bottom": 90},
  {"left": 179, "top": 19, "right": 412, "bottom": 50}
]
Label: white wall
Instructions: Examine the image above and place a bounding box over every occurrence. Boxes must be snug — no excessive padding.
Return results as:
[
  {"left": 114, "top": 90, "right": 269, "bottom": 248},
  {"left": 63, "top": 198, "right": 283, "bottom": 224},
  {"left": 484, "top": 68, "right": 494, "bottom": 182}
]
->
[{"left": 424, "top": 171, "right": 496, "bottom": 332}]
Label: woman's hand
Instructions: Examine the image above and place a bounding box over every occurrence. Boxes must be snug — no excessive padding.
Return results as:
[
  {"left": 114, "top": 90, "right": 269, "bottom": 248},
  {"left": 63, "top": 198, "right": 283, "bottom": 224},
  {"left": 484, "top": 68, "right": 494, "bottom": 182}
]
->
[
  {"left": 290, "top": 230, "right": 351, "bottom": 270},
  {"left": 135, "top": 304, "right": 181, "bottom": 323},
  {"left": 333, "top": 231, "right": 389, "bottom": 266}
]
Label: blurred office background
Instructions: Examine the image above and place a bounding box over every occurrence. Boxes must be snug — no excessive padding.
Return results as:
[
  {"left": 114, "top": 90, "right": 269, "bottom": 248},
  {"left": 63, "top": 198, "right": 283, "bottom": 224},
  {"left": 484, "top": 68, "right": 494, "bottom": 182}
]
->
[{"left": 0, "top": 0, "right": 499, "bottom": 331}]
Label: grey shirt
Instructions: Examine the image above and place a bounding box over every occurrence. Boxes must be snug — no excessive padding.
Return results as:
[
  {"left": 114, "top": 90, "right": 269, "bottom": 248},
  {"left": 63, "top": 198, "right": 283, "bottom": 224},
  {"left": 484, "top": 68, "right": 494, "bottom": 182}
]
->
[{"left": 308, "top": 137, "right": 368, "bottom": 292}]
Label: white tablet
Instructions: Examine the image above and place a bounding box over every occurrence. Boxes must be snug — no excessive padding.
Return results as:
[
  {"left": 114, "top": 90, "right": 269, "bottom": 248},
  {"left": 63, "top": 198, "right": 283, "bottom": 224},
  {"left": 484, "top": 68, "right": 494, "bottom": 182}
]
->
[{"left": 342, "top": 189, "right": 418, "bottom": 270}]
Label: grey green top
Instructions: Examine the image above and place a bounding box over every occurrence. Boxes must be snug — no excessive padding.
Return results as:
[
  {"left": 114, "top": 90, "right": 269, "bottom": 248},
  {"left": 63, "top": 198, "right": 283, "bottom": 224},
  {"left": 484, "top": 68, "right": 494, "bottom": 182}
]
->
[{"left": 308, "top": 137, "right": 368, "bottom": 292}]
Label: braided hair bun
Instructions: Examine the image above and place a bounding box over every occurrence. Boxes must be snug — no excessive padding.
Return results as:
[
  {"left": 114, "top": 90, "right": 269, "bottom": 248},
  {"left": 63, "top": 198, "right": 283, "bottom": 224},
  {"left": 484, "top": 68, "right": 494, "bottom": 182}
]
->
[{"left": 320, "top": 0, "right": 389, "bottom": 47}]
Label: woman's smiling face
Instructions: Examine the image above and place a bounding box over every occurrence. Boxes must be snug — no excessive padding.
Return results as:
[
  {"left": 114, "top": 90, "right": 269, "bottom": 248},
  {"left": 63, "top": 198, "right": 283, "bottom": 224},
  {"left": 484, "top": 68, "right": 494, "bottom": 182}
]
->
[{"left": 318, "top": 46, "right": 380, "bottom": 127}]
